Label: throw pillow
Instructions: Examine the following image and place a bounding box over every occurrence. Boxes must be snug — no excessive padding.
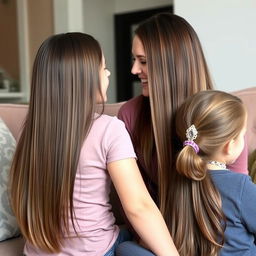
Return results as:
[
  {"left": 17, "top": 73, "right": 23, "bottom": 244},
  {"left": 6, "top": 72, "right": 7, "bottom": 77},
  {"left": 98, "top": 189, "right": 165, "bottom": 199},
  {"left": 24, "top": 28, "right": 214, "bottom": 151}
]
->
[
  {"left": 248, "top": 149, "right": 256, "bottom": 184},
  {"left": 0, "top": 118, "right": 20, "bottom": 241}
]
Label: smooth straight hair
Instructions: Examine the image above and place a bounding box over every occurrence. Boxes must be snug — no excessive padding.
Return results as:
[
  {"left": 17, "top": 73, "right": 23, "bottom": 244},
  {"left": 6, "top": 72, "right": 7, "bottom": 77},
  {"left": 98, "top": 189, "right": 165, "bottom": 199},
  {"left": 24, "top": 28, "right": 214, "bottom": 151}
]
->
[
  {"left": 9, "top": 33, "right": 103, "bottom": 253},
  {"left": 132, "top": 13, "right": 213, "bottom": 224},
  {"left": 173, "top": 90, "right": 246, "bottom": 255}
]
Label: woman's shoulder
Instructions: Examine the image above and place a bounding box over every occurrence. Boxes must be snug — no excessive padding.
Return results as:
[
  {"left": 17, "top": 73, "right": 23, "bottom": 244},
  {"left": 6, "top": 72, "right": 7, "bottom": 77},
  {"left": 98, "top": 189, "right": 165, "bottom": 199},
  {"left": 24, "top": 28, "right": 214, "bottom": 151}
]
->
[
  {"left": 118, "top": 95, "right": 143, "bottom": 115},
  {"left": 118, "top": 95, "right": 144, "bottom": 128}
]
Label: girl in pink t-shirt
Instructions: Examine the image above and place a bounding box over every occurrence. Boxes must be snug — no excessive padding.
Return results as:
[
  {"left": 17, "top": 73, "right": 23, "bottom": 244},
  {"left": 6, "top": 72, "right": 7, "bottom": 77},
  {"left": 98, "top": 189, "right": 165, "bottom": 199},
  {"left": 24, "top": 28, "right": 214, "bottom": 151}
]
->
[{"left": 9, "top": 33, "right": 178, "bottom": 256}]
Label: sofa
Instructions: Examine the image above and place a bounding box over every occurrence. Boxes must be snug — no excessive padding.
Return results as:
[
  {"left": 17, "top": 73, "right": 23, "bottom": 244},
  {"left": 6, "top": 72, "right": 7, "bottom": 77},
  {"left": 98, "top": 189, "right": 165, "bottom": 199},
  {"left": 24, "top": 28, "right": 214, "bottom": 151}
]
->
[{"left": 0, "top": 87, "right": 255, "bottom": 255}]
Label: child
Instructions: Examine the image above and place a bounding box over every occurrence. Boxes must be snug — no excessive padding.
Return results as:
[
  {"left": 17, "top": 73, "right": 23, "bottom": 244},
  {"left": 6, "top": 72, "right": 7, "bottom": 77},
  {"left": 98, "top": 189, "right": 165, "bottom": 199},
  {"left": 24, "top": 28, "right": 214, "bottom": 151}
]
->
[
  {"left": 172, "top": 90, "right": 256, "bottom": 256},
  {"left": 9, "top": 33, "right": 178, "bottom": 256}
]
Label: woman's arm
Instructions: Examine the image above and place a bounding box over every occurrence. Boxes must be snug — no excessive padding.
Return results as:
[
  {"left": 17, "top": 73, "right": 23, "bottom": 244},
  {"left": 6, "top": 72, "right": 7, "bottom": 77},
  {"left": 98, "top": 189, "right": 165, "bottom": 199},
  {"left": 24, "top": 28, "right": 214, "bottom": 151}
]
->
[{"left": 108, "top": 158, "right": 179, "bottom": 256}]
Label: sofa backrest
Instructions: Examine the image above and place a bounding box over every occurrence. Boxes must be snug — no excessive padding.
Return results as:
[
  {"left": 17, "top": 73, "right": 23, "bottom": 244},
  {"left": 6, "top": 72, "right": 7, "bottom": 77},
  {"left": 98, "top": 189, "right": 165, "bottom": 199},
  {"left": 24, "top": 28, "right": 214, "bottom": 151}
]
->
[
  {"left": 232, "top": 87, "right": 256, "bottom": 153},
  {"left": 0, "top": 86, "right": 255, "bottom": 153},
  {"left": 0, "top": 102, "right": 124, "bottom": 141},
  {"left": 0, "top": 104, "right": 28, "bottom": 141}
]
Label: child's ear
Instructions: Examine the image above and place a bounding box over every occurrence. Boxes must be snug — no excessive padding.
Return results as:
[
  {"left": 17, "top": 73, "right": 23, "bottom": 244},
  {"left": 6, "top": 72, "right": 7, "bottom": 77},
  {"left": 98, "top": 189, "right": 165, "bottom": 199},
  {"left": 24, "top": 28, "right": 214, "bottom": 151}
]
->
[{"left": 223, "top": 139, "right": 235, "bottom": 156}]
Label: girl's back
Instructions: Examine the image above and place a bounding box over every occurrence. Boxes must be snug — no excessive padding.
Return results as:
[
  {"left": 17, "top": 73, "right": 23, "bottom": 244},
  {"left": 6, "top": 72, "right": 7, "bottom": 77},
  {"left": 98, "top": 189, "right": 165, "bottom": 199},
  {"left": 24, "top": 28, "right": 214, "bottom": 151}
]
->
[
  {"left": 210, "top": 170, "right": 256, "bottom": 256},
  {"left": 24, "top": 114, "right": 136, "bottom": 255}
]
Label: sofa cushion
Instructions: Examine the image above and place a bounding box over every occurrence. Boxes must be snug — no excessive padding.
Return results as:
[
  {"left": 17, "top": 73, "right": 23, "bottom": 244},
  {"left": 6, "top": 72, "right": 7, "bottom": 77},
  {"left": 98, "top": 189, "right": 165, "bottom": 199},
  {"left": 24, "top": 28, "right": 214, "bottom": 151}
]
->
[{"left": 0, "top": 118, "right": 20, "bottom": 241}]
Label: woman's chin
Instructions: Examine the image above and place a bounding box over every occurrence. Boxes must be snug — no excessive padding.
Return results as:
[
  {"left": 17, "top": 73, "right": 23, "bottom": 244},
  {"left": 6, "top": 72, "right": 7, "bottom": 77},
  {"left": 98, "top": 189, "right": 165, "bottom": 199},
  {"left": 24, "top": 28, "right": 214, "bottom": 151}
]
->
[{"left": 141, "top": 87, "right": 149, "bottom": 97}]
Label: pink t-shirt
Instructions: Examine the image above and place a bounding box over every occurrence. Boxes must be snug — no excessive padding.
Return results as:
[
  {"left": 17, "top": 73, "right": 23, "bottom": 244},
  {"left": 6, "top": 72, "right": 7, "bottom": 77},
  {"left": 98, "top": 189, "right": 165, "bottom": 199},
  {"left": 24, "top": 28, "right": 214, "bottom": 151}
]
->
[{"left": 24, "top": 114, "right": 136, "bottom": 256}]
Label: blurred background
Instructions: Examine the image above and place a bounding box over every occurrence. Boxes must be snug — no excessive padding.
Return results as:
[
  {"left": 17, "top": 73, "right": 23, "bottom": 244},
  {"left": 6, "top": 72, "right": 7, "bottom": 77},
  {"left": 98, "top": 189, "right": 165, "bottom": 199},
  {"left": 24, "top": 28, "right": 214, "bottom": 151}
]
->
[{"left": 0, "top": 0, "right": 255, "bottom": 103}]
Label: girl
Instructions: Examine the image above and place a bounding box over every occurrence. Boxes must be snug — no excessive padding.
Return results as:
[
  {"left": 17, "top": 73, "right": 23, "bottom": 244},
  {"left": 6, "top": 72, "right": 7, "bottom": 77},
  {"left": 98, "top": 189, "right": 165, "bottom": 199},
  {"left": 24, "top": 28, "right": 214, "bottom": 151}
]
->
[
  {"left": 172, "top": 90, "right": 256, "bottom": 255},
  {"left": 9, "top": 33, "right": 178, "bottom": 256}
]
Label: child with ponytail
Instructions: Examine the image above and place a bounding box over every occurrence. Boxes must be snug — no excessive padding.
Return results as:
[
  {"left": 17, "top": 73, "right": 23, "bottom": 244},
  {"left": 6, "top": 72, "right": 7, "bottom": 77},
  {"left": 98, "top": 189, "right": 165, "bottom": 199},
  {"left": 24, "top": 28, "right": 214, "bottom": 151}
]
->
[{"left": 172, "top": 90, "right": 256, "bottom": 256}]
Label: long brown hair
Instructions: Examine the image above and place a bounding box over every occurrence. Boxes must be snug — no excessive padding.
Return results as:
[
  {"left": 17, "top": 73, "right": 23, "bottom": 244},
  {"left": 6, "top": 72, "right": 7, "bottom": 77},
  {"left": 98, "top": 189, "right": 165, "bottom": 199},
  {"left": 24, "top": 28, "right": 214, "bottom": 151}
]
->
[
  {"left": 133, "top": 13, "right": 213, "bottom": 222},
  {"left": 173, "top": 90, "right": 246, "bottom": 255},
  {"left": 9, "top": 33, "right": 103, "bottom": 253}
]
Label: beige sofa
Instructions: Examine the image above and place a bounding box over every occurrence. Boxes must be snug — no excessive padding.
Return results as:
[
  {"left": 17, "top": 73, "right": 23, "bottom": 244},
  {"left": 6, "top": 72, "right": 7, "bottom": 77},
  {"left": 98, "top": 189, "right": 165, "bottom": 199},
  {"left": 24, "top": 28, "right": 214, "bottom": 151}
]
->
[{"left": 0, "top": 87, "right": 255, "bottom": 255}]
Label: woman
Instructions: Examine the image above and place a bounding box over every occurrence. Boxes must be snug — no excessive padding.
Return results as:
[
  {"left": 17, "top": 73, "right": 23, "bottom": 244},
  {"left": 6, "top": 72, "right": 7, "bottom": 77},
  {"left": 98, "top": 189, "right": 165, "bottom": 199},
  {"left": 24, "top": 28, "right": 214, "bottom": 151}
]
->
[
  {"left": 118, "top": 12, "right": 248, "bottom": 232},
  {"left": 9, "top": 32, "right": 178, "bottom": 256}
]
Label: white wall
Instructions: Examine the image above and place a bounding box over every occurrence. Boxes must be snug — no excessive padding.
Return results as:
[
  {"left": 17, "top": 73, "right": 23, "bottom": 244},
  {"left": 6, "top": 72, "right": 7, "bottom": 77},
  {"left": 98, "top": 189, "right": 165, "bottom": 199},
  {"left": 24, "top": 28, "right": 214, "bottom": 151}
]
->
[
  {"left": 54, "top": 0, "right": 84, "bottom": 33},
  {"left": 83, "top": 0, "right": 116, "bottom": 103},
  {"left": 175, "top": 0, "right": 256, "bottom": 92}
]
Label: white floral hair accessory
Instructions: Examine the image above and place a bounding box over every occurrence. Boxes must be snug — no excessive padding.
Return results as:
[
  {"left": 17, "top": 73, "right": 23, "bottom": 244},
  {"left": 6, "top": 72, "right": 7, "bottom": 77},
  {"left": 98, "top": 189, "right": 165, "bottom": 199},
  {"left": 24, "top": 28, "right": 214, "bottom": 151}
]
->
[
  {"left": 183, "top": 124, "right": 199, "bottom": 153},
  {"left": 186, "top": 124, "right": 198, "bottom": 141}
]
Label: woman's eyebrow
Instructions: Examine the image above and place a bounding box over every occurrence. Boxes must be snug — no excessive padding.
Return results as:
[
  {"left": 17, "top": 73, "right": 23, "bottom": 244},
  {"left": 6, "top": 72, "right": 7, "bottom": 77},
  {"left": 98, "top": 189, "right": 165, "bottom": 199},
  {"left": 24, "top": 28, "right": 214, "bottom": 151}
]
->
[{"left": 135, "top": 54, "right": 146, "bottom": 58}]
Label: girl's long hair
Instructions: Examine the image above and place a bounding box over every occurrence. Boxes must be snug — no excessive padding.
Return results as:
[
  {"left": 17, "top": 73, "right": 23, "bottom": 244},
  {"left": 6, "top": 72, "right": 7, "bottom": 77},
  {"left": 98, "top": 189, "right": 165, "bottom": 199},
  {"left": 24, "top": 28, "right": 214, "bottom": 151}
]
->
[
  {"left": 133, "top": 13, "right": 213, "bottom": 224},
  {"left": 9, "top": 33, "right": 103, "bottom": 253},
  {"left": 173, "top": 90, "right": 246, "bottom": 255}
]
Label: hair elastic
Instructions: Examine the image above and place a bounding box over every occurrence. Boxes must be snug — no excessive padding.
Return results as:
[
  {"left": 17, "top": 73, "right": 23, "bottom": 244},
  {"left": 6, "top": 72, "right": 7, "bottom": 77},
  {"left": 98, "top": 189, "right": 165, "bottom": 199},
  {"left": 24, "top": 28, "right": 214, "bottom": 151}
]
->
[
  {"left": 183, "top": 124, "right": 199, "bottom": 153},
  {"left": 183, "top": 140, "right": 199, "bottom": 154}
]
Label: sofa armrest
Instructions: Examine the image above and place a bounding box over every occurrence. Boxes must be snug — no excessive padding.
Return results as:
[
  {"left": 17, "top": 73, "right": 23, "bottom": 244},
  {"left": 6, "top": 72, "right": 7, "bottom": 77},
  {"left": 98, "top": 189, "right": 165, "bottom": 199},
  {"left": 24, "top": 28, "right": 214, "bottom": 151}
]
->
[{"left": 0, "top": 236, "right": 25, "bottom": 256}]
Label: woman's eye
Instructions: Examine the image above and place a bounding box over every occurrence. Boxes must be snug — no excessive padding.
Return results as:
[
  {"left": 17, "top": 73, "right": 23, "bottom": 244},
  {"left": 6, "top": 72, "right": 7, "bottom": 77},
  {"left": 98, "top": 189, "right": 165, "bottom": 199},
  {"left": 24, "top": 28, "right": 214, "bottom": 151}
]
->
[{"left": 131, "top": 57, "right": 146, "bottom": 65}]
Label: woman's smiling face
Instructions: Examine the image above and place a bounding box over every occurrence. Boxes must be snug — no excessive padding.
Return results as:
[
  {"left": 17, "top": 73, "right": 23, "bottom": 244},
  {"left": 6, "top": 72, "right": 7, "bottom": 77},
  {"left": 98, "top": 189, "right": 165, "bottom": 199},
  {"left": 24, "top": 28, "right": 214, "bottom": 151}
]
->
[{"left": 131, "top": 35, "right": 149, "bottom": 97}]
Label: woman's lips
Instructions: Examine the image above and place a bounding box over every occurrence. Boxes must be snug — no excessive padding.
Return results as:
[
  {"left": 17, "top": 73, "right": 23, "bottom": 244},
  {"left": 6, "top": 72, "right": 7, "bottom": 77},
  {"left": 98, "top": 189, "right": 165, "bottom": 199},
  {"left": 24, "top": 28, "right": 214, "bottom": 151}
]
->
[{"left": 141, "top": 79, "right": 148, "bottom": 85}]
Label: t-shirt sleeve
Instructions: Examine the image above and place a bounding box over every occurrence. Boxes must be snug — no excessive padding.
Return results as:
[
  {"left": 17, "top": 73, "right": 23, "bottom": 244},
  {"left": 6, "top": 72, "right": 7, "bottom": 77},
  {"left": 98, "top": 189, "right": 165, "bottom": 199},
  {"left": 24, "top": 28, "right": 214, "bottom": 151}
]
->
[
  {"left": 104, "top": 117, "right": 136, "bottom": 164},
  {"left": 240, "top": 175, "right": 256, "bottom": 234},
  {"left": 227, "top": 136, "right": 248, "bottom": 175}
]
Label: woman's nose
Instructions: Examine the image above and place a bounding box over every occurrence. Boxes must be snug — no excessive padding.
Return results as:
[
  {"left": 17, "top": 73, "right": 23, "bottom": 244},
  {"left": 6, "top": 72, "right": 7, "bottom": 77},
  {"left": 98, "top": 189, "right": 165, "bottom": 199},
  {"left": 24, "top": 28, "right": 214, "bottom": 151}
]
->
[{"left": 131, "top": 61, "right": 141, "bottom": 75}]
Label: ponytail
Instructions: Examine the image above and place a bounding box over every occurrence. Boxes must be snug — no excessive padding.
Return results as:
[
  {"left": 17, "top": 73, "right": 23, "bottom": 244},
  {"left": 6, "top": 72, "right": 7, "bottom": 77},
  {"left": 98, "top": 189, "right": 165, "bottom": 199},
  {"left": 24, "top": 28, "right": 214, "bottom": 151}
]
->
[
  {"left": 176, "top": 145, "right": 206, "bottom": 181},
  {"left": 170, "top": 140, "right": 225, "bottom": 256}
]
